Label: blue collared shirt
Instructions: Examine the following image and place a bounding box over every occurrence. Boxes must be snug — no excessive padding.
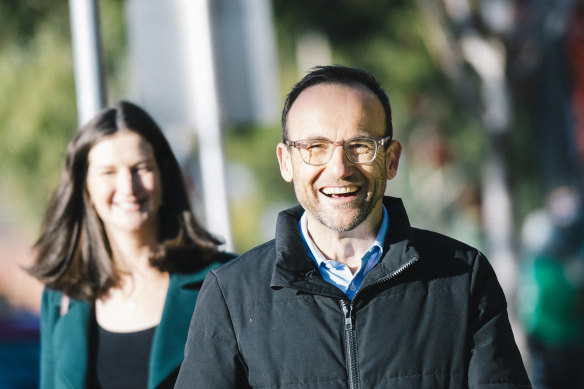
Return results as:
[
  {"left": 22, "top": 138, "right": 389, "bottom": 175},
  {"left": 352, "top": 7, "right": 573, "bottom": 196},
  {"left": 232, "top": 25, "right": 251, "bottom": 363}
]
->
[{"left": 299, "top": 205, "right": 388, "bottom": 300}]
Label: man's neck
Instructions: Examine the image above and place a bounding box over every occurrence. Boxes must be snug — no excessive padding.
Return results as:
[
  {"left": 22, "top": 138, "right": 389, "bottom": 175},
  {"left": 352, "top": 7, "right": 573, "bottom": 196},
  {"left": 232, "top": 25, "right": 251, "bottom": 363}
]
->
[{"left": 305, "top": 212, "right": 382, "bottom": 272}]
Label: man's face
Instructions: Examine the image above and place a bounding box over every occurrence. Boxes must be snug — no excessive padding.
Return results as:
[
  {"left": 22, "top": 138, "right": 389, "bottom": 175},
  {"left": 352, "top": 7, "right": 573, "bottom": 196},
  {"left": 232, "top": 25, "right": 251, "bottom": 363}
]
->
[{"left": 277, "top": 83, "right": 401, "bottom": 233}]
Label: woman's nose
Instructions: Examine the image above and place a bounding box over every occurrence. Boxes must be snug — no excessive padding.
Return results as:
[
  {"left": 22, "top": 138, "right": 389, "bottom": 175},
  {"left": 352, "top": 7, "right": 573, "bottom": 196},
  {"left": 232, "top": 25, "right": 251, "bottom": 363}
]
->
[{"left": 116, "top": 169, "right": 136, "bottom": 194}]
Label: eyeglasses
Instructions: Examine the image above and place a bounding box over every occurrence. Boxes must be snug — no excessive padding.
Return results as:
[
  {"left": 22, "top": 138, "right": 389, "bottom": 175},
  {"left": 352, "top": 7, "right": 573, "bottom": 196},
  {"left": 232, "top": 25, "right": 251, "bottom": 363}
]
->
[{"left": 285, "top": 136, "right": 392, "bottom": 166}]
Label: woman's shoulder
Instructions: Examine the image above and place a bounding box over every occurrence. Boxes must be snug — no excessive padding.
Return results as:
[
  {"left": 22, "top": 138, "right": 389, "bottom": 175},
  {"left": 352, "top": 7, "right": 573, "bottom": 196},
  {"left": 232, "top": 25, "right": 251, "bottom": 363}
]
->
[{"left": 40, "top": 288, "right": 91, "bottom": 326}]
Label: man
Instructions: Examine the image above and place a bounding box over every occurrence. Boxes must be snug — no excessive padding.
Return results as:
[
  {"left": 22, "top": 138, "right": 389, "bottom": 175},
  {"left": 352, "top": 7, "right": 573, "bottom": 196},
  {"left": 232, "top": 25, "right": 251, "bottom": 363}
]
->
[{"left": 175, "top": 65, "right": 531, "bottom": 388}]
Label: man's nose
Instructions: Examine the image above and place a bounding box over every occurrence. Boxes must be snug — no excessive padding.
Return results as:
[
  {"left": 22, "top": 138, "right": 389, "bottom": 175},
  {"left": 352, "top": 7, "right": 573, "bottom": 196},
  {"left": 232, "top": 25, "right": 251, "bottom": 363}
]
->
[{"left": 326, "top": 144, "right": 352, "bottom": 178}]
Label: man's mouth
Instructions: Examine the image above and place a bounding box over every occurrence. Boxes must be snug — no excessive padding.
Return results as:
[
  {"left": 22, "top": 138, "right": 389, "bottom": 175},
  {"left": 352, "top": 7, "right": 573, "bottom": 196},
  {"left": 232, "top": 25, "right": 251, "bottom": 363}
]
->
[{"left": 320, "top": 186, "right": 360, "bottom": 198}]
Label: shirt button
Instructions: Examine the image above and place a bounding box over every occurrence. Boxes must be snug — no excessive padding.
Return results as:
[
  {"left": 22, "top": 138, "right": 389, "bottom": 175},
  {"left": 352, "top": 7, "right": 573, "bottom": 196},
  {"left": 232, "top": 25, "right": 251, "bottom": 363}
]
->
[{"left": 349, "top": 284, "right": 356, "bottom": 291}]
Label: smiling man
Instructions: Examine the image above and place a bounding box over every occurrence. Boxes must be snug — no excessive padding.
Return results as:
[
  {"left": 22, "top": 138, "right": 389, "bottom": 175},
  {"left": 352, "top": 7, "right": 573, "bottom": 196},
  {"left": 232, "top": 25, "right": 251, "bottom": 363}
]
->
[{"left": 175, "top": 65, "right": 531, "bottom": 388}]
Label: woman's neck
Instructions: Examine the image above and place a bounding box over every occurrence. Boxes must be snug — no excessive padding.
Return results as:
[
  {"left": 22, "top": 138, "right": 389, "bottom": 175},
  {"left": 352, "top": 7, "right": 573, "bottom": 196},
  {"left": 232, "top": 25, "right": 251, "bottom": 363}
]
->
[
  {"left": 107, "top": 230, "right": 158, "bottom": 273},
  {"left": 97, "top": 230, "right": 169, "bottom": 332}
]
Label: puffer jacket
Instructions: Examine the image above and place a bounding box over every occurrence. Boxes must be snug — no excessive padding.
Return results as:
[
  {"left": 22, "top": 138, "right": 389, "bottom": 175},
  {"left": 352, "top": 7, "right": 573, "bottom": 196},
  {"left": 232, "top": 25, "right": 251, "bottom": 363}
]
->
[{"left": 175, "top": 197, "right": 531, "bottom": 389}]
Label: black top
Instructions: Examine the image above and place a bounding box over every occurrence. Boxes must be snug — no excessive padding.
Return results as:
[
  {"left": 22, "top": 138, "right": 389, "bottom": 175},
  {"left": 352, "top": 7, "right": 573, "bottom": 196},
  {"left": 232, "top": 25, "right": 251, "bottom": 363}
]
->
[{"left": 94, "top": 324, "right": 156, "bottom": 389}]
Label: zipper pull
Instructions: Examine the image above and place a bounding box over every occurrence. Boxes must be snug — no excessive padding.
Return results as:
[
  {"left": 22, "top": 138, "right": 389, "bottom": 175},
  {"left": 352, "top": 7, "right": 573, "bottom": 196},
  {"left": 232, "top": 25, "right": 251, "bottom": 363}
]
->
[{"left": 341, "top": 300, "right": 353, "bottom": 330}]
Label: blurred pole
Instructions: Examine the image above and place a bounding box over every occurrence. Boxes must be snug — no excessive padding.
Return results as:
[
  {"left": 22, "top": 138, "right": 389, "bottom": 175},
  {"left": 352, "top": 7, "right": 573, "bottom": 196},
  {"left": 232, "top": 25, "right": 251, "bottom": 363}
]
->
[
  {"left": 213, "top": 0, "right": 280, "bottom": 125},
  {"left": 460, "top": 35, "right": 516, "bottom": 271},
  {"left": 180, "top": 0, "right": 233, "bottom": 250},
  {"left": 68, "top": 0, "right": 106, "bottom": 127},
  {"left": 125, "top": 0, "right": 233, "bottom": 250}
]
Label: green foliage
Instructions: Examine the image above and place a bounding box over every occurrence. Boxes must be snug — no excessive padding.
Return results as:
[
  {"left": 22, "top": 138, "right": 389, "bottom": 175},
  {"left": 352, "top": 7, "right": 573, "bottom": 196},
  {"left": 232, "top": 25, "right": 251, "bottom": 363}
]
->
[
  {"left": 0, "top": 0, "right": 549, "bottom": 251},
  {"left": 0, "top": 0, "right": 69, "bottom": 46},
  {"left": 0, "top": 6, "right": 76, "bottom": 229},
  {"left": 272, "top": 0, "right": 410, "bottom": 46},
  {"left": 226, "top": 125, "right": 288, "bottom": 199},
  {"left": 272, "top": 0, "right": 482, "bottom": 147},
  {"left": 225, "top": 125, "right": 296, "bottom": 251},
  {"left": 0, "top": 0, "right": 125, "bottom": 232},
  {"left": 268, "top": 1, "right": 541, "bottom": 250},
  {"left": 99, "top": 0, "right": 129, "bottom": 101}
]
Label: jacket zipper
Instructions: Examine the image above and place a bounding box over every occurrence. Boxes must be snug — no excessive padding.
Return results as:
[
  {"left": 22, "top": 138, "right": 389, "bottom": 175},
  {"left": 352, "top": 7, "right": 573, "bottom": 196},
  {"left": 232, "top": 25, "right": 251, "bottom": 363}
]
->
[
  {"left": 340, "top": 300, "right": 359, "bottom": 389},
  {"left": 355, "top": 256, "right": 419, "bottom": 300},
  {"left": 338, "top": 257, "right": 418, "bottom": 389}
]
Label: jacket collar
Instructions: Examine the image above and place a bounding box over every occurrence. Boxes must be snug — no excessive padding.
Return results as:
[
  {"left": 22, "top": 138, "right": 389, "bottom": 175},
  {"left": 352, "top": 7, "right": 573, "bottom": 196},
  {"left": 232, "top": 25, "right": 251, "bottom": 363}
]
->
[
  {"left": 148, "top": 254, "right": 232, "bottom": 386},
  {"left": 270, "top": 197, "right": 419, "bottom": 295},
  {"left": 377, "top": 197, "right": 419, "bottom": 275},
  {"left": 148, "top": 264, "right": 221, "bottom": 388},
  {"left": 52, "top": 296, "right": 92, "bottom": 388}
]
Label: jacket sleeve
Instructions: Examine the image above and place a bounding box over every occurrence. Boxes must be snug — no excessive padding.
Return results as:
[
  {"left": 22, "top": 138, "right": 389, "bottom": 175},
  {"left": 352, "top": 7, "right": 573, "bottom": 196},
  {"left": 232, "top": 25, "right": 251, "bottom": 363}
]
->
[
  {"left": 467, "top": 252, "right": 532, "bottom": 388},
  {"left": 174, "top": 271, "right": 250, "bottom": 388}
]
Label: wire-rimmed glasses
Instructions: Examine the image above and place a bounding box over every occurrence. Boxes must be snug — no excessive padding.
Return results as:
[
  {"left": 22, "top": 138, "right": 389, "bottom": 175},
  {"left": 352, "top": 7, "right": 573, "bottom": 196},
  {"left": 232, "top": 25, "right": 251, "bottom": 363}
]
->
[{"left": 284, "top": 136, "right": 392, "bottom": 166}]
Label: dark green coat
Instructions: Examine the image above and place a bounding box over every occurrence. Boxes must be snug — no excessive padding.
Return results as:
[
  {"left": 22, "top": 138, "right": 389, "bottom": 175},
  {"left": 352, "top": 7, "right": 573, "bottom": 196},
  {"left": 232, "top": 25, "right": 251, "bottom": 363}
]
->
[{"left": 40, "top": 256, "right": 232, "bottom": 389}]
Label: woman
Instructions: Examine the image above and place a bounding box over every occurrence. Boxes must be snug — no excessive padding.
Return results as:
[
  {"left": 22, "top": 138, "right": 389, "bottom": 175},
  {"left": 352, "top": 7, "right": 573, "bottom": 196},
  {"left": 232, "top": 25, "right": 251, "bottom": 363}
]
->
[{"left": 28, "top": 101, "right": 233, "bottom": 388}]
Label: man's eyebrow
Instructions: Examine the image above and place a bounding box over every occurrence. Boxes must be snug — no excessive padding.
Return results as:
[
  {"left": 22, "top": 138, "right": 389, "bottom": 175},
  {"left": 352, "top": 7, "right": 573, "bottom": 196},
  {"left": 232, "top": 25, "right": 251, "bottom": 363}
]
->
[{"left": 297, "top": 137, "right": 331, "bottom": 141}]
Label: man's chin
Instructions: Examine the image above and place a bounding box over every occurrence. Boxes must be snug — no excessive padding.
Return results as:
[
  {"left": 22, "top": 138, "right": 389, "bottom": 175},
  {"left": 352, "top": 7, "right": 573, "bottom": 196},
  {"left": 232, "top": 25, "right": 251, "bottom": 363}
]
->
[{"left": 316, "top": 211, "right": 365, "bottom": 232}]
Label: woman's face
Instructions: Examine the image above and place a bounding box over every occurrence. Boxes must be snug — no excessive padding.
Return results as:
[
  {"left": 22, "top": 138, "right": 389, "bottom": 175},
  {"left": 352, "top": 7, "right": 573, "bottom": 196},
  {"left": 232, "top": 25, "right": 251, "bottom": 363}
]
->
[{"left": 86, "top": 131, "right": 162, "bottom": 240}]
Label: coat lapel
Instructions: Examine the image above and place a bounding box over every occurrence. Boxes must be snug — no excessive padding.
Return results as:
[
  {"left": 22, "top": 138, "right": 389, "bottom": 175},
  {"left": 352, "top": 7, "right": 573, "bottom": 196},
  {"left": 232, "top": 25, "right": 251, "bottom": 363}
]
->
[
  {"left": 48, "top": 260, "right": 227, "bottom": 389},
  {"left": 147, "top": 266, "right": 219, "bottom": 388},
  {"left": 53, "top": 297, "right": 92, "bottom": 388}
]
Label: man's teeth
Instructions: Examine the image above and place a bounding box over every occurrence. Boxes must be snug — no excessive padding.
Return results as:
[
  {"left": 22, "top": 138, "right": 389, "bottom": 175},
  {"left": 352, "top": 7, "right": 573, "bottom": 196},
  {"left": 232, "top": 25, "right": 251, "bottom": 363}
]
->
[{"left": 322, "top": 186, "right": 359, "bottom": 195}]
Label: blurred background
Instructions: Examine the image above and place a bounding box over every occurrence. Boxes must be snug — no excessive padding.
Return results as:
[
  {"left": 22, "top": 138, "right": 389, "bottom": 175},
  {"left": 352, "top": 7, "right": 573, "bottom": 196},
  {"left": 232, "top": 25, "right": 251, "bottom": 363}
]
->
[{"left": 1, "top": 0, "right": 583, "bottom": 387}]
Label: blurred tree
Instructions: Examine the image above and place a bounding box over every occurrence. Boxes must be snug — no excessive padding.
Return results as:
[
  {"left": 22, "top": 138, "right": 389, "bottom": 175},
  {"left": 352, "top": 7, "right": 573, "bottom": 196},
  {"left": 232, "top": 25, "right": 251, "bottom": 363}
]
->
[
  {"left": 1, "top": 0, "right": 579, "bottom": 258},
  {"left": 0, "top": 0, "right": 126, "bottom": 232},
  {"left": 0, "top": 1, "right": 76, "bottom": 230},
  {"left": 271, "top": 0, "right": 488, "bottom": 228}
]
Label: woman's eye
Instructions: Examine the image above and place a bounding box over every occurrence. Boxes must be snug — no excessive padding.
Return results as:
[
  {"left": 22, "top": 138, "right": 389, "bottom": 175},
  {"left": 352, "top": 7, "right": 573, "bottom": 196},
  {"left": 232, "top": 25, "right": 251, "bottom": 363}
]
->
[{"left": 135, "top": 165, "right": 153, "bottom": 174}]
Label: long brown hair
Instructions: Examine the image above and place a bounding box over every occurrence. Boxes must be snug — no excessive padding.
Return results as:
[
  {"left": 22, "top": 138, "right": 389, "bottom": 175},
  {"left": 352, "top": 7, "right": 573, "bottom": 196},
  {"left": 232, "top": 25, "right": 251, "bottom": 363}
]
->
[{"left": 28, "top": 101, "right": 222, "bottom": 301}]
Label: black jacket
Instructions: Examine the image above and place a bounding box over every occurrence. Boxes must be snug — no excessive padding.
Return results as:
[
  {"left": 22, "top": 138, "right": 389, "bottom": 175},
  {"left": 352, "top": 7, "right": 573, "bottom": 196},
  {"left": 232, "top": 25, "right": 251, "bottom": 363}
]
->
[{"left": 175, "top": 197, "right": 531, "bottom": 388}]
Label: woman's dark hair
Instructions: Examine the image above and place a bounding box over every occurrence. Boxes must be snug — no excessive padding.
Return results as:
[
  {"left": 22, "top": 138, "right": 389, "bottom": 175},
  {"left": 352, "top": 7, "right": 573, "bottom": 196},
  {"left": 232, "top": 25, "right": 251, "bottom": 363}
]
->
[
  {"left": 281, "top": 65, "right": 393, "bottom": 141},
  {"left": 28, "top": 101, "right": 222, "bottom": 301}
]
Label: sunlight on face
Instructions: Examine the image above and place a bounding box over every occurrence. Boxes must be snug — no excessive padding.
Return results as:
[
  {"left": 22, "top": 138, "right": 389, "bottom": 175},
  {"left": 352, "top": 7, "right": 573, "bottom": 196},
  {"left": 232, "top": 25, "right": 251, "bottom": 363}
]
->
[
  {"left": 277, "top": 83, "right": 400, "bottom": 233},
  {"left": 86, "top": 131, "right": 162, "bottom": 240}
]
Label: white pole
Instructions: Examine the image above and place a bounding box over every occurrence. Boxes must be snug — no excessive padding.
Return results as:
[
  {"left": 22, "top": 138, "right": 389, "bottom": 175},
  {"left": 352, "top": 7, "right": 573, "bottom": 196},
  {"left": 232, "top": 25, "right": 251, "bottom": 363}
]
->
[
  {"left": 69, "top": 0, "right": 106, "bottom": 127},
  {"left": 178, "top": 0, "right": 233, "bottom": 250}
]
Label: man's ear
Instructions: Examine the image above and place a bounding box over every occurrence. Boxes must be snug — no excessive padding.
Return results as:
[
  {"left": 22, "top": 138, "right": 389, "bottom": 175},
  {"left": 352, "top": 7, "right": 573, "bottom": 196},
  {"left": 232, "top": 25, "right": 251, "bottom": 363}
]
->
[
  {"left": 385, "top": 140, "right": 402, "bottom": 180},
  {"left": 277, "top": 143, "right": 294, "bottom": 182}
]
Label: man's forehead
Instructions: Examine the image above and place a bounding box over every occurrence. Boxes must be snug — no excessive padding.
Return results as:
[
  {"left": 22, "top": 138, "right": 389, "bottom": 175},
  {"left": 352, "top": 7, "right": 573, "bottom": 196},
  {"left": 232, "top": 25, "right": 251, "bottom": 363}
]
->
[
  {"left": 287, "top": 82, "right": 384, "bottom": 131},
  {"left": 291, "top": 83, "right": 375, "bottom": 114},
  {"left": 295, "top": 81, "right": 374, "bottom": 101}
]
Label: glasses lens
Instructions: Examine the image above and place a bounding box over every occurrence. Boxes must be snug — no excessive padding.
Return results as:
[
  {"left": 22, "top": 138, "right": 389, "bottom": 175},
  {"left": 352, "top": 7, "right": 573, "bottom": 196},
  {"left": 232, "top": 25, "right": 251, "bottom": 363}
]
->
[
  {"left": 345, "top": 138, "right": 377, "bottom": 163},
  {"left": 299, "top": 140, "right": 331, "bottom": 165},
  {"left": 293, "top": 138, "right": 380, "bottom": 165}
]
